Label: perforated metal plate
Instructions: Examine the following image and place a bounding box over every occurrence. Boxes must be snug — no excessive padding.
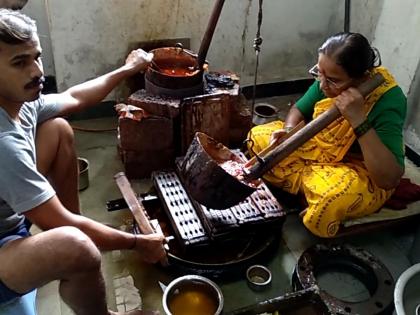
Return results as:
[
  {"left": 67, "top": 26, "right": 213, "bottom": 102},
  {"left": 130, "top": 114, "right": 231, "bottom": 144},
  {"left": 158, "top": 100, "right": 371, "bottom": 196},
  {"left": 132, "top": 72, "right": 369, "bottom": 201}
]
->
[
  {"left": 154, "top": 165, "right": 284, "bottom": 246},
  {"left": 195, "top": 180, "right": 283, "bottom": 239},
  {"left": 153, "top": 172, "right": 209, "bottom": 247},
  {"left": 250, "top": 184, "right": 284, "bottom": 219}
]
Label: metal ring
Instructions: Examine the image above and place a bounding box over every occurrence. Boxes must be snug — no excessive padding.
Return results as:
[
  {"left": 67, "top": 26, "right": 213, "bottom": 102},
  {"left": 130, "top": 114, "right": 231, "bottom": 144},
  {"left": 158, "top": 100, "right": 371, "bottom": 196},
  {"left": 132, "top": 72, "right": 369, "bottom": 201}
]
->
[{"left": 293, "top": 244, "right": 394, "bottom": 315}]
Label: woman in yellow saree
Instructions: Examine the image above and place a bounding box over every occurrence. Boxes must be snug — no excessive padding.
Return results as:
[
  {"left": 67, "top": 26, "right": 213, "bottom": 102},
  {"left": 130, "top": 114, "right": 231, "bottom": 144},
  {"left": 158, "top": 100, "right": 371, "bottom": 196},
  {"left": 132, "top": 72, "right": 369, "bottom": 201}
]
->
[{"left": 249, "top": 33, "right": 407, "bottom": 237}]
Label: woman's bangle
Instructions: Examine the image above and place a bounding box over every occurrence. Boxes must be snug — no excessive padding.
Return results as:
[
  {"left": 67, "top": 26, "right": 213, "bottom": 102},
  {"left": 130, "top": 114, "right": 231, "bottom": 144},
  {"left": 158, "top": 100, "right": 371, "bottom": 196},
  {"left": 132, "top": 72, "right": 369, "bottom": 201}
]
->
[
  {"left": 353, "top": 119, "right": 372, "bottom": 138},
  {"left": 284, "top": 126, "right": 293, "bottom": 133},
  {"left": 129, "top": 234, "right": 137, "bottom": 249}
]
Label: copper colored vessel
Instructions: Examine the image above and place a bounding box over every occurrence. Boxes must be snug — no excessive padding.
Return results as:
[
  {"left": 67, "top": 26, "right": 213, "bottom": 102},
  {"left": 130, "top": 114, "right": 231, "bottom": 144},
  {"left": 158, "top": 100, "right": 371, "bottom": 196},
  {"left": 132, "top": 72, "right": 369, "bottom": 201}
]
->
[
  {"left": 145, "top": 0, "right": 226, "bottom": 98},
  {"left": 145, "top": 47, "right": 204, "bottom": 97}
]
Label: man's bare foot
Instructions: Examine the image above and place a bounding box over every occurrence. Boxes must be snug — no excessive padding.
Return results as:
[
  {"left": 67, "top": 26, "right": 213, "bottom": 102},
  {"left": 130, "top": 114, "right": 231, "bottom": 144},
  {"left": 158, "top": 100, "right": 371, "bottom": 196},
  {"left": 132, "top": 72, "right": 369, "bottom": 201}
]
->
[{"left": 108, "top": 310, "right": 160, "bottom": 315}]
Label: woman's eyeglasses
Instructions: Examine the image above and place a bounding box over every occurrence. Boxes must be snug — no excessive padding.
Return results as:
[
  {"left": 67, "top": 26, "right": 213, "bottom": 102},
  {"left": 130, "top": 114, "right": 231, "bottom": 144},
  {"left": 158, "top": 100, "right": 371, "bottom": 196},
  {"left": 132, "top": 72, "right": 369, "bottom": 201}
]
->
[{"left": 308, "top": 65, "right": 350, "bottom": 89}]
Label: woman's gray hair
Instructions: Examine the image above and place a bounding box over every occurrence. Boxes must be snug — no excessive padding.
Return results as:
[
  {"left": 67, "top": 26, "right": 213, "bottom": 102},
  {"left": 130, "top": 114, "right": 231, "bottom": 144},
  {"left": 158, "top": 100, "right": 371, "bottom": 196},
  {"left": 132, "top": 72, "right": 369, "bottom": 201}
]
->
[
  {"left": 0, "top": 8, "right": 37, "bottom": 44},
  {"left": 319, "top": 32, "right": 381, "bottom": 78}
]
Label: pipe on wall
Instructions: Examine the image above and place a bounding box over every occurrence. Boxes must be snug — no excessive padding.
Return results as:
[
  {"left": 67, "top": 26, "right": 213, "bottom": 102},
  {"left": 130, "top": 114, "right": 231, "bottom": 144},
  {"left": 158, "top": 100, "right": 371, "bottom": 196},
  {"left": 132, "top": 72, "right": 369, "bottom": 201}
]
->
[{"left": 344, "top": 0, "right": 351, "bottom": 32}]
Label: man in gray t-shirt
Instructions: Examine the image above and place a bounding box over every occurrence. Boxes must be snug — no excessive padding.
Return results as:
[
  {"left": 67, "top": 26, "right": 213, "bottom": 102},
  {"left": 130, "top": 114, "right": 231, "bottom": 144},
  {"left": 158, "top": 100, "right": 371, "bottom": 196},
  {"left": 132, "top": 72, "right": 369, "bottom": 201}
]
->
[
  {"left": 0, "top": 95, "right": 59, "bottom": 239},
  {"left": 0, "top": 9, "right": 165, "bottom": 315}
]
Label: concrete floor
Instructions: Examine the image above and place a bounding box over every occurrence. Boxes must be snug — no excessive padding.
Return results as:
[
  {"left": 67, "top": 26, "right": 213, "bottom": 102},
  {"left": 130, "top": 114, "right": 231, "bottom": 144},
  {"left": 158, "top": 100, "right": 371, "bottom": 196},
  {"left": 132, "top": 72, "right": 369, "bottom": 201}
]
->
[{"left": 34, "top": 103, "right": 420, "bottom": 314}]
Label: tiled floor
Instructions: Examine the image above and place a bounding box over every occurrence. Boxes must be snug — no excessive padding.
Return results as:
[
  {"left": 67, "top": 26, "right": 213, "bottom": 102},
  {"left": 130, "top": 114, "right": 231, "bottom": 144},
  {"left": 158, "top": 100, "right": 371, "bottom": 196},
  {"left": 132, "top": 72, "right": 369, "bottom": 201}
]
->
[{"left": 33, "top": 107, "right": 420, "bottom": 314}]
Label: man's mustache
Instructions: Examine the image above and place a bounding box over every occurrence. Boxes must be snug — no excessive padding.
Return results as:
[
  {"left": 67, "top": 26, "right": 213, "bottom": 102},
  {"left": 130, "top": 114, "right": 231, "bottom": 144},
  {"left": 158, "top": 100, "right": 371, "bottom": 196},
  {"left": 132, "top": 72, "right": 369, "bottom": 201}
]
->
[{"left": 24, "top": 77, "right": 45, "bottom": 89}]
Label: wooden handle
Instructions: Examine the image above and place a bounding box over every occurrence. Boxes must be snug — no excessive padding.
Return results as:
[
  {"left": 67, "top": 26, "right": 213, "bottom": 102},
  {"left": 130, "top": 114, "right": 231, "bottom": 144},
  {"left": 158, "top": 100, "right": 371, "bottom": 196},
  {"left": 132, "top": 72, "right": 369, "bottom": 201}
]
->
[
  {"left": 245, "top": 73, "right": 385, "bottom": 180},
  {"left": 245, "top": 121, "right": 305, "bottom": 167},
  {"left": 197, "top": 0, "right": 226, "bottom": 71},
  {"left": 114, "top": 172, "right": 155, "bottom": 234},
  {"left": 114, "top": 172, "right": 169, "bottom": 266}
]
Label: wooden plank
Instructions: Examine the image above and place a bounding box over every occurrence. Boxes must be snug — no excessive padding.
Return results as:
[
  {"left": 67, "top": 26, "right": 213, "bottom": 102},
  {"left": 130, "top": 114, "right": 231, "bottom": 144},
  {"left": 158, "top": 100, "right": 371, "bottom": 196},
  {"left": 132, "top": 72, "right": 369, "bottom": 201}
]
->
[{"left": 114, "top": 172, "right": 155, "bottom": 234}]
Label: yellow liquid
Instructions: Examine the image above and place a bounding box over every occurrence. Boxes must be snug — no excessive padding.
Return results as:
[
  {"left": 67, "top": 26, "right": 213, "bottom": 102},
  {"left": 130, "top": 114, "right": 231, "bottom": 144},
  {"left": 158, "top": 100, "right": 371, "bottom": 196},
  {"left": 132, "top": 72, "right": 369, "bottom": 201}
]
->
[{"left": 169, "top": 288, "right": 218, "bottom": 315}]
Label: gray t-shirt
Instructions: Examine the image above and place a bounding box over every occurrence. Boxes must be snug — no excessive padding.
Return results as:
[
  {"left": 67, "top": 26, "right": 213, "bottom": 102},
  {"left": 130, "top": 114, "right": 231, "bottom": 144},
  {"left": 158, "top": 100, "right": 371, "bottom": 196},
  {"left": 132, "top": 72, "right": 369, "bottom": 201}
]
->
[{"left": 0, "top": 94, "right": 61, "bottom": 235}]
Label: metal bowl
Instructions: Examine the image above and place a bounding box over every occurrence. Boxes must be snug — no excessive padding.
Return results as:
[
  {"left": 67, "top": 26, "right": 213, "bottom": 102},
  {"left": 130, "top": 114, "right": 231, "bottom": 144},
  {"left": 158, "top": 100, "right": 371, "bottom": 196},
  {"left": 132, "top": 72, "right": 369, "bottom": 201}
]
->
[
  {"left": 246, "top": 265, "right": 272, "bottom": 291},
  {"left": 252, "top": 103, "right": 279, "bottom": 126},
  {"left": 78, "top": 157, "right": 89, "bottom": 191},
  {"left": 162, "top": 275, "right": 223, "bottom": 315},
  {"left": 394, "top": 263, "right": 420, "bottom": 315}
]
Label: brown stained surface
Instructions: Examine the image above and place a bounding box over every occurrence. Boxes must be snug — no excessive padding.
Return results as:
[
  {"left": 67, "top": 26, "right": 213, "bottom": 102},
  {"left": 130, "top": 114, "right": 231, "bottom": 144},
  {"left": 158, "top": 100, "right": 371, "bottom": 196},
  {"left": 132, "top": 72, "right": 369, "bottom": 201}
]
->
[
  {"left": 181, "top": 93, "right": 231, "bottom": 154},
  {"left": 127, "top": 90, "right": 181, "bottom": 119},
  {"left": 118, "top": 116, "right": 174, "bottom": 178},
  {"left": 123, "top": 73, "right": 247, "bottom": 179}
]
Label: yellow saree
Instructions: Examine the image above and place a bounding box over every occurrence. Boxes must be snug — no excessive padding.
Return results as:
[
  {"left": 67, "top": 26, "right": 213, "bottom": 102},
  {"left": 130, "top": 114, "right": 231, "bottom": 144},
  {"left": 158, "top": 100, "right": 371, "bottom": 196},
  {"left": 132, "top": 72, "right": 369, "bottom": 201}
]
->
[{"left": 248, "top": 67, "right": 397, "bottom": 237}]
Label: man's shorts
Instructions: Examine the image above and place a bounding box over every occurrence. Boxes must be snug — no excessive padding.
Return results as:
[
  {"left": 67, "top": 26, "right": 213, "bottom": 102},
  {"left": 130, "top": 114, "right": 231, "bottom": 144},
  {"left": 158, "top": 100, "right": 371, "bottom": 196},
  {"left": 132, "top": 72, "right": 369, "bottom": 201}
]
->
[{"left": 0, "top": 223, "right": 30, "bottom": 304}]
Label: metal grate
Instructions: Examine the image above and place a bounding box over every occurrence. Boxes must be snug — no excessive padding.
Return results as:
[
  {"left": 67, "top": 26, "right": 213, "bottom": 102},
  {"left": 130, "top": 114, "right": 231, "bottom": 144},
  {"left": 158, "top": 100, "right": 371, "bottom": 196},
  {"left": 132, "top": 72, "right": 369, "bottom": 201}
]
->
[
  {"left": 250, "top": 184, "right": 284, "bottom": 220},
  {"left": 154, "top": 178, "right": 284, "bottom": 248},
  {"left": 193, "top": 205, "right": 240, "bottom": 240},
  {"left": 153, "top": 172, "right": 209, "bottom": 247},
  {"left": 194, "top": 182, "right": 283, "bottom": 239},
  {"left": 234, "top": 151, "right": 283, "bottom": 221},
  {"left": 156, "top": 150, "right": 284, "bottom": 246}
]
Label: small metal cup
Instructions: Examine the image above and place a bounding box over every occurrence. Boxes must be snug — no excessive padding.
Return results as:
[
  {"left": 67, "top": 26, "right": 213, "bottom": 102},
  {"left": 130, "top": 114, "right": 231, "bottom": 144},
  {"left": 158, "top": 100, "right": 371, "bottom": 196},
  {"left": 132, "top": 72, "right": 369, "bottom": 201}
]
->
[{"left": 246, "top": 265, "right": 272, "bottom": 291}]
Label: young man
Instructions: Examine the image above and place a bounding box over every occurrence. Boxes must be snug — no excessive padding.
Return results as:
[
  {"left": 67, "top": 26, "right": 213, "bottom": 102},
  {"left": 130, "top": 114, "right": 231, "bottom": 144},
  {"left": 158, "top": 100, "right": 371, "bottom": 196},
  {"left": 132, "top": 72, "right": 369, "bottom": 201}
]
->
[{"left": 0, "top": 9, "right": 166, "bottom": 315}]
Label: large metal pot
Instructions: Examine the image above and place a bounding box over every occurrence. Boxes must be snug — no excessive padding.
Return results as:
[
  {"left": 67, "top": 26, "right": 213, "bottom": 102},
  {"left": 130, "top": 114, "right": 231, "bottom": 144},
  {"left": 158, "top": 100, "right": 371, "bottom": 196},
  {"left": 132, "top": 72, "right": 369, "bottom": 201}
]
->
[
  {"left": 162, "top": 275, "right": 224, "bottom": 315},
  {"left": 145, "top": 0, "right": 226, "bottom": 98},
  {"left": 145, "top": 46, "right": 204, "bottom": 97}
]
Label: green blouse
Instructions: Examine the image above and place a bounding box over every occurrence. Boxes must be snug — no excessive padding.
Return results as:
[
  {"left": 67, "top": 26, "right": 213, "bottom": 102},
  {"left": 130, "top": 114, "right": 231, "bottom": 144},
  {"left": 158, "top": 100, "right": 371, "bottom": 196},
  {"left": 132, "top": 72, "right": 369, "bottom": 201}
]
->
[{"left": 295, "top": 81, "right": 407, "bottom": 166}]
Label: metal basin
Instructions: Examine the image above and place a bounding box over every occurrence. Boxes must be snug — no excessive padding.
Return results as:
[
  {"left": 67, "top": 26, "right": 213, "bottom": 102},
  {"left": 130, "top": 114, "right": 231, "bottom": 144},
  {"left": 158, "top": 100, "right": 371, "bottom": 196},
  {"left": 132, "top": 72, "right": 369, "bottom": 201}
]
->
[
  {"left": 162, "top": 275, "right": 223, "bottom": 315},
  {"left": 394, "top": 263, "right": 420, "bottom": 315}
]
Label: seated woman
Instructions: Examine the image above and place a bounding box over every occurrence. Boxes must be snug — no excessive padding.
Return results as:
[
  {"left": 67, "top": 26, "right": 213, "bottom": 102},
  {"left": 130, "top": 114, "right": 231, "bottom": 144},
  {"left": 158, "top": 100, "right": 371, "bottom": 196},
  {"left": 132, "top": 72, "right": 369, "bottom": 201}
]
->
[{"left": 248, "top": 32, "right": 407, "bottom": 238}]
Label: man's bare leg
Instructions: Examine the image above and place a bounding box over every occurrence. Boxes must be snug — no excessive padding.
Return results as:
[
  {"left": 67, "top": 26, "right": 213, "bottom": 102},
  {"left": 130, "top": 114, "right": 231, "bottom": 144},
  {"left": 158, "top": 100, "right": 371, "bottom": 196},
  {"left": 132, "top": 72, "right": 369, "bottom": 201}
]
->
[
  {"left": 0, "top": 227, "right": 150, "bottom": 315},
  {"left": 35, "top": 118, "right": 80, "bottom": 214}
]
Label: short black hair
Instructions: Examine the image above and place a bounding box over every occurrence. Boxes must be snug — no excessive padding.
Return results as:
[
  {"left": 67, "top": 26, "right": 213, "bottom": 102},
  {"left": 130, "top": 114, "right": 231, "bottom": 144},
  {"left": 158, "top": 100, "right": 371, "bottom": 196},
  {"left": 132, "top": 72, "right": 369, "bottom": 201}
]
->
[
  {"left": 318, "top": 32, "right": 381, "bottom": 78},
  {"left": 0, "top": 9, "right": 37, "bottom": 45}
]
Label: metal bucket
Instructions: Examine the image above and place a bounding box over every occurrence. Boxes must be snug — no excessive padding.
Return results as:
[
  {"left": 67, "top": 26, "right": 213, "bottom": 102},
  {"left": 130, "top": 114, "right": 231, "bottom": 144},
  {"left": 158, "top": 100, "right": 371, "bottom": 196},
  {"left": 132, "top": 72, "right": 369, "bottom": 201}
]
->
[
  {"left": 78, "top": 157, "right": 89, "bottom": 191},
  {"left": 180, "top": 132, "right": 256, "bottom": 209},
  {"left": 162, "top": 275, "right": 224, "bottom": 315}
]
